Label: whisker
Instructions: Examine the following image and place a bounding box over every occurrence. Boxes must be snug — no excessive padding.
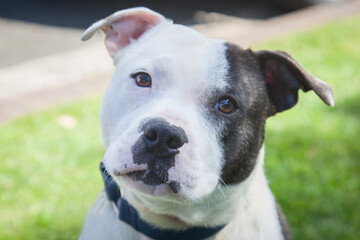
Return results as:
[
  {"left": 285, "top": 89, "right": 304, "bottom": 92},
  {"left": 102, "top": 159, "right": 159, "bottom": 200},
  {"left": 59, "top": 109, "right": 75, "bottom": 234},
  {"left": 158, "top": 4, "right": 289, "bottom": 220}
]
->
[
  {"left": 219, "top": 178, "right": 234, "bottom": 194},
  {"left": 216, "top": 183, "right": 226, "bottom": 199},
  {"left": 207, "top": 198, "right": 211, "bottom": 214},
  {"left": 93, "top": 147, "right": 106, "bottom": 156}
]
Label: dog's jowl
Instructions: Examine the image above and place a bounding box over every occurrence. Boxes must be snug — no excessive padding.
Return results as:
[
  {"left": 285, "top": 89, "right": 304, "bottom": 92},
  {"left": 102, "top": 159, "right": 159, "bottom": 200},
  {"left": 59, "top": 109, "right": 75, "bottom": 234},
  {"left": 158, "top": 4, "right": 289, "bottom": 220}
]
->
[{"left": 79, "top": 7, "right": 334, "bottom": 240}]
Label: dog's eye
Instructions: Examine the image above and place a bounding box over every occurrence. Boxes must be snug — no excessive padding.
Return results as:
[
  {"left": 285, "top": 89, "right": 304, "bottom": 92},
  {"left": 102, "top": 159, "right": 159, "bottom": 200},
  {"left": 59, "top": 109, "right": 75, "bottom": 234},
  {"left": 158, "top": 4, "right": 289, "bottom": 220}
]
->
[
  {"left": 133, "top": 72, "right": 152, "bottom": 87},
  {"left": 216, "top": 98, "right": 236, "bottom": 114}
]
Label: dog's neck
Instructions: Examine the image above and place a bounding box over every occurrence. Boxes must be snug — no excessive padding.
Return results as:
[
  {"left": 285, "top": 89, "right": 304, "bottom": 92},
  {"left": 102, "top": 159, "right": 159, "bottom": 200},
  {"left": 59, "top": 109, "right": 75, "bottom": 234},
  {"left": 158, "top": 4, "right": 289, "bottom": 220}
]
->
[
  {"left": 101, "top": 146, "right": 284, "bottom": 239},
  {"left": 121, "top": 147, "right": 267, "bottom": 230}
]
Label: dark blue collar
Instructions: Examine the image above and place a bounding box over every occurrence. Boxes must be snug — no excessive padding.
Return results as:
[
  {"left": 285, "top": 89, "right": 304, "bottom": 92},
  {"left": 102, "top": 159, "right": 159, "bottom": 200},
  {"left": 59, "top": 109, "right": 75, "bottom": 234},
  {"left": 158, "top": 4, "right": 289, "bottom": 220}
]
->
[{"left": 100, "top": 162, "right": 225, "bottom": 240}]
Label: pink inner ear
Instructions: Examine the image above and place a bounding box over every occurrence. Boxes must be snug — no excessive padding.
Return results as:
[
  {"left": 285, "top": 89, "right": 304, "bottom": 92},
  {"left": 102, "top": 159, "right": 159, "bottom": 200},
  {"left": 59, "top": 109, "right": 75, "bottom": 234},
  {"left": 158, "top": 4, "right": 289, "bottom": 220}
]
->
[
  {"left": 264, "top": 60, "right": 278, "bottom": 84},
  {"left": 105, "top": 14, "right": 160, "bottom": 57}
]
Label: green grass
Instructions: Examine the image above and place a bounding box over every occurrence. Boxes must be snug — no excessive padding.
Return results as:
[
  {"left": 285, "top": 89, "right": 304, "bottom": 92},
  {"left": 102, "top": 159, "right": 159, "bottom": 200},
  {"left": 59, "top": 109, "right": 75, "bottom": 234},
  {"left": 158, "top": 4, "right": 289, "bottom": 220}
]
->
[
  {"left": 0, "top": 97, "right": 103, "bottom": 239},
  {"left": 257, "top": 15, "right": 360, "bottom": 239},
  {"left": 1, "top": 15, "right": 360, "bottom": 239}
]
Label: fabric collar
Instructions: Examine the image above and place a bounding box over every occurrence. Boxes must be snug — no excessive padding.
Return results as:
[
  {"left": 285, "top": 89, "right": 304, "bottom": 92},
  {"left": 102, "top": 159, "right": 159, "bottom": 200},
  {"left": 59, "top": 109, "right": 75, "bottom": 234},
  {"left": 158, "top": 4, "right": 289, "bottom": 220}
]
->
[{"left": 100, "top": 162, "right": 226, "bottom": 240}]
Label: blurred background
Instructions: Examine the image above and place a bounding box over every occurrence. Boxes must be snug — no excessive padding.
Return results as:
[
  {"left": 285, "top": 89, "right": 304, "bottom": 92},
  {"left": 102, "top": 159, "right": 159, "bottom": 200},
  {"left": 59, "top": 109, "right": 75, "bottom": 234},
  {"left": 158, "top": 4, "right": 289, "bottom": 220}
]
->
[
  {"left": 0, "top": 0, "right": 359, "bottom": 239},
  {"left": 0, "top": 0, "right": 337, "bottom": 68},
  {"left": 0, "top": 0, "right": 290, "bottom": 69}
]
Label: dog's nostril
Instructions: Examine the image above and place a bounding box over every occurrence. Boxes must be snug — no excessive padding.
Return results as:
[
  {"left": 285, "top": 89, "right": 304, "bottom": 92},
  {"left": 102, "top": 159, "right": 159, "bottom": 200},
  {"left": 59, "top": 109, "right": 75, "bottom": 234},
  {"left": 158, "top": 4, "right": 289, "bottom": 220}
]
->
[
  {"left": 167, "top": 137, "right": 182, "bottom": 149},
  {"left": 145, "top": 129, "right": 158, "bottom": 142}
]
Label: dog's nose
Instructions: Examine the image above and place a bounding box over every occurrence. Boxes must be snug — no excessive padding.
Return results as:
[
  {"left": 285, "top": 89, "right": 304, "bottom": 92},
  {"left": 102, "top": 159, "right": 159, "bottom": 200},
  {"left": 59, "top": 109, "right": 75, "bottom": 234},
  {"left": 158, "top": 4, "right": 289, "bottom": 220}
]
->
[
  {"left": 131, "top": 118, "right": 187, "bottom": 189},
  {"left": 142, "top": 118, "right": 188, "bottom": 157}
]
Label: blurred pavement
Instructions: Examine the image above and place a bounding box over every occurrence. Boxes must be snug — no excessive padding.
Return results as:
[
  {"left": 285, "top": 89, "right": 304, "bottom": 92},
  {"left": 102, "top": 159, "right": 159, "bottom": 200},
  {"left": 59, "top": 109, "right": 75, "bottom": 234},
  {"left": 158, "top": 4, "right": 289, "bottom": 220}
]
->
[{"left": 0, "top": 0, "right": 359, "bottom": 124}]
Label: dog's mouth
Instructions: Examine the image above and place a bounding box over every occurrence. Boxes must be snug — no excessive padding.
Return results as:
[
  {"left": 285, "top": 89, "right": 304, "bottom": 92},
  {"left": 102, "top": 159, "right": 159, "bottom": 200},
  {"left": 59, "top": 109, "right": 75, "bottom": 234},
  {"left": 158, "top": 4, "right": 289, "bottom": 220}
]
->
[
  {"left": 127, "top": 170, "right": 163, "bottom": 185},
  {"left": 126, "top": 170, "right": 181, "bottom": 193}
]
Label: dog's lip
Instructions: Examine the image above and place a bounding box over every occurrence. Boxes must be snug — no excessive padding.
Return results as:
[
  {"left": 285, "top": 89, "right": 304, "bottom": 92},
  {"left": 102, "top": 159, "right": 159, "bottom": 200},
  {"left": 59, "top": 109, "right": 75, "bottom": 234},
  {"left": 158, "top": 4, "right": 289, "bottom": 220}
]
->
[
  {"left": 126, "top": 170, "right": 181, "bottom": 194},
  {"left": 126, "top": 170, "right": 147, "bottom": 180},
  {"left": 127, "top": 169, "right": 165, "bottom": 185},
  {"left": 114, "top": 165, "right": 148, "bottom": 176},
  {"left": 112, "top": 165, "right": 182, "bottom": 194}
]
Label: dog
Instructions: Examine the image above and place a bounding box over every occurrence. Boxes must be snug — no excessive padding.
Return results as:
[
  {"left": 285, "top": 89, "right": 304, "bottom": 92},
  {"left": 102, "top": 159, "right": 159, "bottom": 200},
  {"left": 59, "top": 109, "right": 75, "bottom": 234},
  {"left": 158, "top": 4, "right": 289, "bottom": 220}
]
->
[{"left": 79, "top": 7, "right": 334, "bottom": 240}]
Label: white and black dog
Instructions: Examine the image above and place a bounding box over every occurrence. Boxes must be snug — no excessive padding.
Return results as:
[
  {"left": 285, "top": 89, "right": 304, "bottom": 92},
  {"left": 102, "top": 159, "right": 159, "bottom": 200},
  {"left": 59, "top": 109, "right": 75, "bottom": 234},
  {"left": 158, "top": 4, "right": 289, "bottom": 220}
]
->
[{"left": 79, "top": 7, "right": 334, "bottom": 240}]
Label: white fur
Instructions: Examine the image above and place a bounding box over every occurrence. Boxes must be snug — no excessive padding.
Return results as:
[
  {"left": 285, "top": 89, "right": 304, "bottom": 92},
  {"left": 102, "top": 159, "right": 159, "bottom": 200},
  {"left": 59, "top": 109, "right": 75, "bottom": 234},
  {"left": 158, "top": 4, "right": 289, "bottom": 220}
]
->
[{"left": 80, "top": 8, "right": 284, "bottom": 240}]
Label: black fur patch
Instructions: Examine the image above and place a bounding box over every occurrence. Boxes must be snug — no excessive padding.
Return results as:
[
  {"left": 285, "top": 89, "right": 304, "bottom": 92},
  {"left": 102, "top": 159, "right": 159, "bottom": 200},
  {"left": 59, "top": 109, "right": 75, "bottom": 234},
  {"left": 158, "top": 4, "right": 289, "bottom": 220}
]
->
[{"left": 219, "top": 43, "right": 271, "bottom": 184}]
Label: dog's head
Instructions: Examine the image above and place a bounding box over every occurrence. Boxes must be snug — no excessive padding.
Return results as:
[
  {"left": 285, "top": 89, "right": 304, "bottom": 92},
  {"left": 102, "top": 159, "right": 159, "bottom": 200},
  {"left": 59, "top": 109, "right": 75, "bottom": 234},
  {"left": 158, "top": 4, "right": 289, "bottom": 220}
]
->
[{"left": 83, "top": 7, "right": 334, "bottom": 227}]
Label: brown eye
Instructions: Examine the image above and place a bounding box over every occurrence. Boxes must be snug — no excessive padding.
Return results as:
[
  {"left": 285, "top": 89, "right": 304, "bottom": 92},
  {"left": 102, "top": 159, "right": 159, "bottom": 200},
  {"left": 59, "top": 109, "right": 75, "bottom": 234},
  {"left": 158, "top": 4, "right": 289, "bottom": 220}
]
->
[
  {"left": 134, "top": 72, "right": 151, "bottom": 87},
  {"left": 217, "top": 98, "right": 236, "bottom": 114}
]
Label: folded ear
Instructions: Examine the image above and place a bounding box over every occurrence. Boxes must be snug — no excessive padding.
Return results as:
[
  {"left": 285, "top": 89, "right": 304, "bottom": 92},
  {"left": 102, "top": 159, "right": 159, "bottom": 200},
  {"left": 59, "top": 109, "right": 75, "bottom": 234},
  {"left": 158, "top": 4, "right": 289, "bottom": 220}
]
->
[
  {"left": 81, "top": 7, "right": 166, "bottom": 58},
  {"left": 256, "top": 50, "right": 334, "bottom": 115}
]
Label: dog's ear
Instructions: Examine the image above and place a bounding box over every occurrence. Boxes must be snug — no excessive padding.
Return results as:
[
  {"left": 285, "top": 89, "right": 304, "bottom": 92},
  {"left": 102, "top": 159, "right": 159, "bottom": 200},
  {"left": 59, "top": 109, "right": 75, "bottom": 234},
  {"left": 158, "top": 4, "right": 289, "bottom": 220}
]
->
[
  {"left": 81, "top": 7, "right": 166, "bottom": 58},
  {"left": 255, "top": 50, "right": 334, "bottom": 115}
]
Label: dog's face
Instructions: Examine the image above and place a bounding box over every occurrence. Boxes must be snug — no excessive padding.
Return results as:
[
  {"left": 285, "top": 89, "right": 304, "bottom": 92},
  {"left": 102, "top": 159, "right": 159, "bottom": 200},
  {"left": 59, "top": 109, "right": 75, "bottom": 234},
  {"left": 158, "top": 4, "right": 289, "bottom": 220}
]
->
[
  {"left": 101, "top": 28, "right": 230, "bottom": 200},
  {"left": 82, "top": 7, "right": 333, "bottom": 226}
]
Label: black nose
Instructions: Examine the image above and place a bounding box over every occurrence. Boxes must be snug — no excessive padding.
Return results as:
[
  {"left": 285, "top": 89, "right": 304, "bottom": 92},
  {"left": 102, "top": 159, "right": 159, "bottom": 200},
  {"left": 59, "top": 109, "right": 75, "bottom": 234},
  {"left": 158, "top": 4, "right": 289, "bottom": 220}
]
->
[
  {"left": 131, "top": 118, "right": 187, "bottom": 190},
  {"left": 142, "top": 118, "right": 188, "bottom": 157}
]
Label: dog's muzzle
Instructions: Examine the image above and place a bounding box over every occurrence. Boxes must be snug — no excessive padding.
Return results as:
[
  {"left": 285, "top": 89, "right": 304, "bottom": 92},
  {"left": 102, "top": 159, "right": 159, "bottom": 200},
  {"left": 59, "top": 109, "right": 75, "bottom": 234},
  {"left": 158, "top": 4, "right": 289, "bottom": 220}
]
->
[{"left": 130, "top": 118, "right": 188, "bottom": 192}]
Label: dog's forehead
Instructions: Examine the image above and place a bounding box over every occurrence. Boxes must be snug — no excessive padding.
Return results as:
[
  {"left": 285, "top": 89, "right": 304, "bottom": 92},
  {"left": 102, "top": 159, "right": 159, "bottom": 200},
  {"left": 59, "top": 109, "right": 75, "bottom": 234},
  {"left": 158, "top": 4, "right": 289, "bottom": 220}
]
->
[{"left": 117, "top": 22, "right": 229, "bottom": 91}]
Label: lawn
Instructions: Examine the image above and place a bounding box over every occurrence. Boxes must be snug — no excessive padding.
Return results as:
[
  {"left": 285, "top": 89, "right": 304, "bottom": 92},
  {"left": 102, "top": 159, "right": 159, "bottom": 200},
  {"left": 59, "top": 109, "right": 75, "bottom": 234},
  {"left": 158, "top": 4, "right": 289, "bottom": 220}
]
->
[
  {"left": 1, "top": 15, "right": 359, "bottom": 239},
  {"left": 258, "top": 15, "right": 360, "bottom": 239}
]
